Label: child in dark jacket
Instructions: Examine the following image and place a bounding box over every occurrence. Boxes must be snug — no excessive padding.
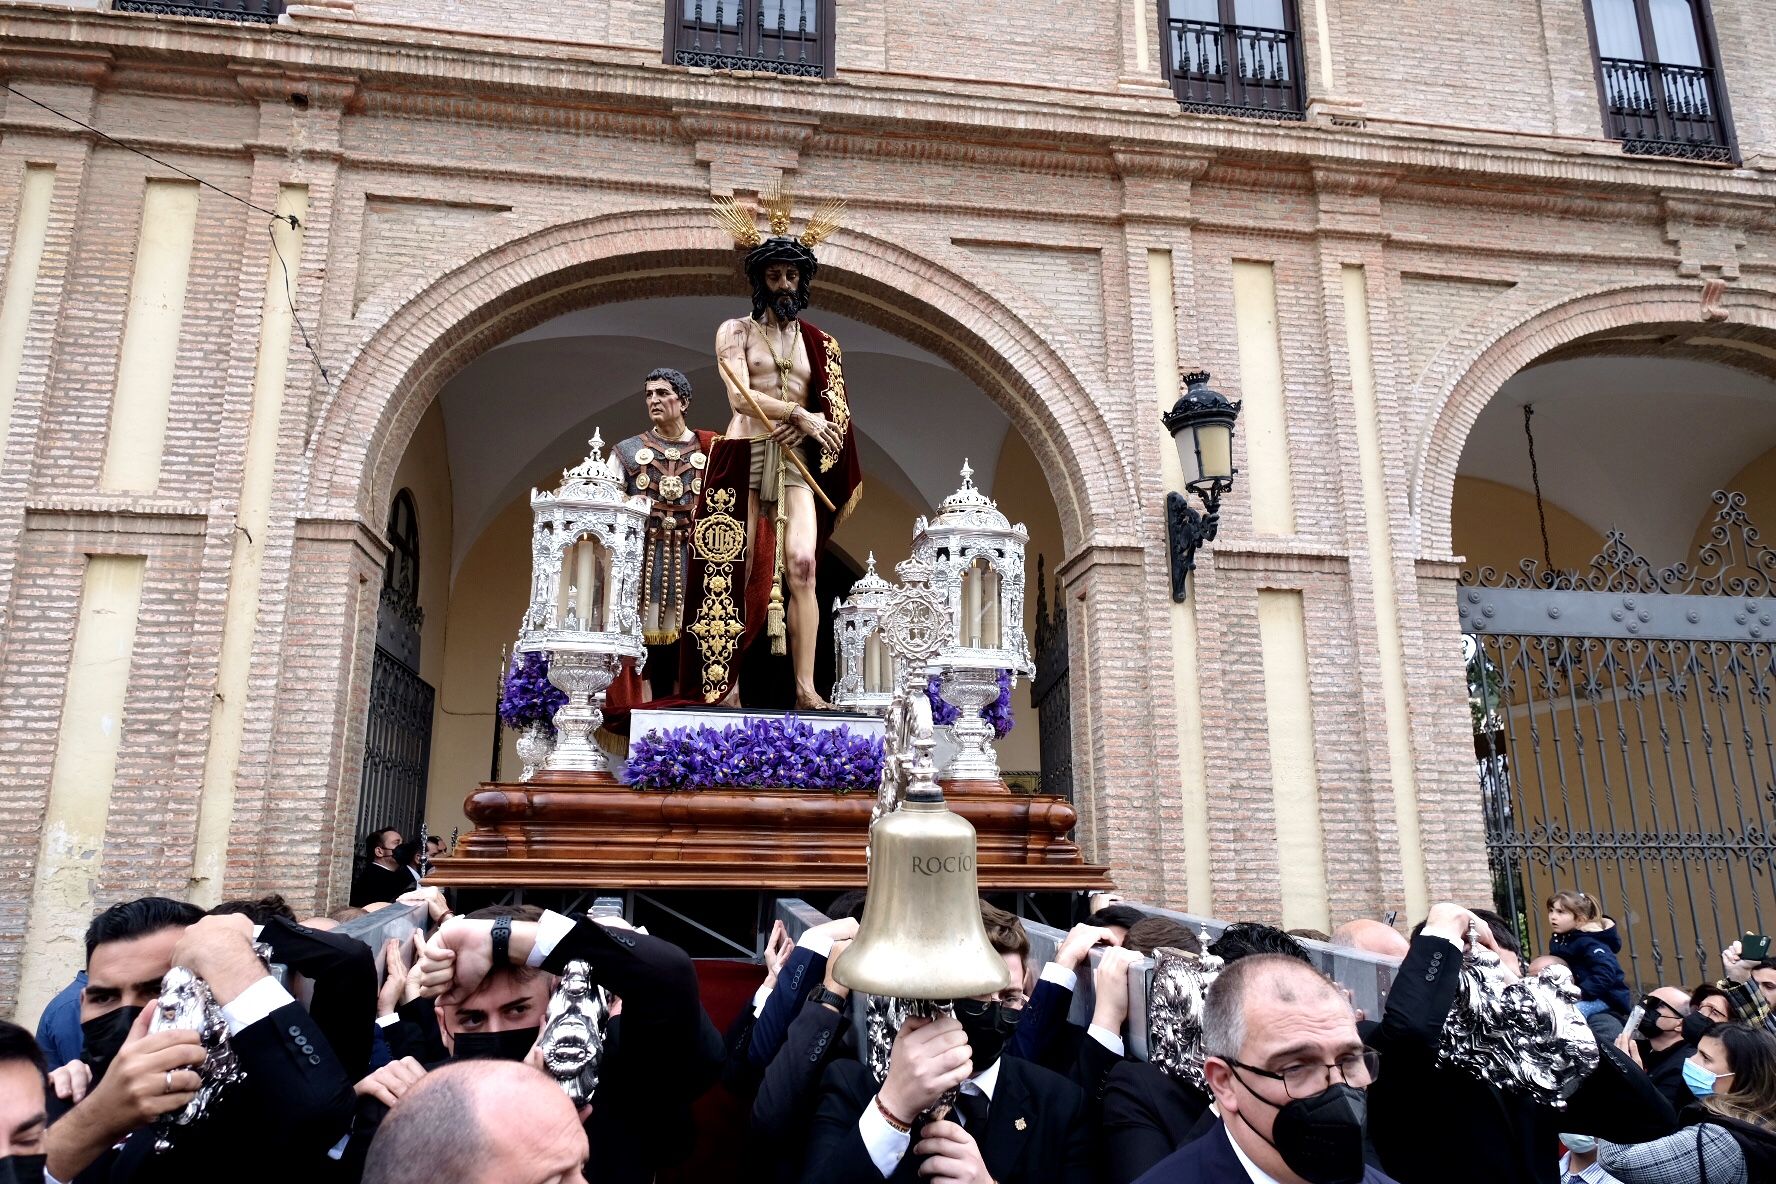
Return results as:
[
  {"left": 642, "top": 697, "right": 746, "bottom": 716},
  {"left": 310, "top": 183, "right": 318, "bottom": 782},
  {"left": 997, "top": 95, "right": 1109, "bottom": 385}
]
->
[{"left": 1547, "top": 889, "right": 1633, "bottom": 1032}]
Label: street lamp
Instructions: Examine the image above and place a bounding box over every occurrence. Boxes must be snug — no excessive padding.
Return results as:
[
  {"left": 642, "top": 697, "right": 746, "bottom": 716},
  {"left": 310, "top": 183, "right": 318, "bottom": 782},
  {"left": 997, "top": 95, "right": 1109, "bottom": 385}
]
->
[{"left": 1162, "top": 370, "right": 1242, "bottom": 602}]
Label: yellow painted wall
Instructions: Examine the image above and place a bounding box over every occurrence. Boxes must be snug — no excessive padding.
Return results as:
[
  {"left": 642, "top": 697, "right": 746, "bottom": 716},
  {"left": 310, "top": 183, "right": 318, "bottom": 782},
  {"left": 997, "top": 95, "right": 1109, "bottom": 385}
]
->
[
  {"left": 987, "top": 429, "right": 1062, "bottom": 774},
  {"left": 1451, "top": 476, "right": 1606, "bottom": 574},
  {"left": 0, "top": 164, "right": 54, "bottom": 465}
]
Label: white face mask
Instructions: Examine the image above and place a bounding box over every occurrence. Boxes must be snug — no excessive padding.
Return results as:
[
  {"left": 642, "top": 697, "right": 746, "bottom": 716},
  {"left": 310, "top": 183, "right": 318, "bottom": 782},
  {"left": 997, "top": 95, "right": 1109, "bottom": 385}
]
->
[{"left": 1560, "top": 1133, "right": 1597, "bottom": 1155}]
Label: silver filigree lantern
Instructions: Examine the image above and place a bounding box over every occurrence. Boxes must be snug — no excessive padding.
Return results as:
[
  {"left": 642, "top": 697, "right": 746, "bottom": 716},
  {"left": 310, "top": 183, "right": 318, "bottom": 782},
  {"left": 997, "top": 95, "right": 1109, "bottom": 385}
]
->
[
  {"left": 517, "top": 430, "right": 649, "bottom": 776},
  {"left": 831, "top": 552, "right": 897, "bottom": 716},
  {"left": 911, "top": 462, "right": 1034, "bottom": 783}
]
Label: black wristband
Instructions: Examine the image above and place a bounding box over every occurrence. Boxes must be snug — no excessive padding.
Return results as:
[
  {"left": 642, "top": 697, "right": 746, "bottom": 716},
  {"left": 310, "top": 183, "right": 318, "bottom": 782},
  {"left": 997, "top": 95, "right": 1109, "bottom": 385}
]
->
[
  {"left": 491, "top": 915, "right": 512, "bottom": 967},
  {"left": 808, "top": 985, "right": 848, "bottom": 1012}
]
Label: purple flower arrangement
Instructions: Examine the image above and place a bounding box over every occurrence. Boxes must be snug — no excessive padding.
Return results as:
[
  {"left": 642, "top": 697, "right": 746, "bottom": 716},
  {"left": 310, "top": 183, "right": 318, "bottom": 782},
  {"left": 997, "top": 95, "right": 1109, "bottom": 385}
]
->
[
  {"left": 924, "top": 669, "right": 1016, "bottom": 739},
  {"left": 499, "top": 651, "right": 568, "bottom": 735},
  {"left": 625, "top": 716, "right": 885, "bottom": 792}
]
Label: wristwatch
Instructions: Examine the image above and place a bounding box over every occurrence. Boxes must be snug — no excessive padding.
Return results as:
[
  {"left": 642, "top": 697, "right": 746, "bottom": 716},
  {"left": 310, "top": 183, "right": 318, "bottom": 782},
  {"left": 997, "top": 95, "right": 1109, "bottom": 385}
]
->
[
  {"left": 809, "top": 985, "right": 848, "bottom": 1012},
  {"left": 491, "top": 915, "right": 512, "bottom": 966}
]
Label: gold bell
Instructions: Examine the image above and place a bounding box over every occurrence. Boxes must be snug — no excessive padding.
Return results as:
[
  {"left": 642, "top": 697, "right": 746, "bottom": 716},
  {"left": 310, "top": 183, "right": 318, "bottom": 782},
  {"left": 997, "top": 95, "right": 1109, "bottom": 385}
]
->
[{"left": 834, "top": 788, "right": 1011, "bottom": 1000}]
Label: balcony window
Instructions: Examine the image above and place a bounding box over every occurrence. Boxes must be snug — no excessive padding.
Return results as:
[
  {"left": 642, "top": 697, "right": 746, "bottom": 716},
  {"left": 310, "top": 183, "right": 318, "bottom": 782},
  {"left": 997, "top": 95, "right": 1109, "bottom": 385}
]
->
[
  {"left": 668, "top": 0, "right": 834, "bottom": 78},
  {"left": 112, "top": 0, "right": 282, "bottom": 19},
  {"left": 1587, "top": 0, "right": 1733, "bottom": 162},
  {"left": 1160, "top": 0, "right": 1304, "bottom": 121}
]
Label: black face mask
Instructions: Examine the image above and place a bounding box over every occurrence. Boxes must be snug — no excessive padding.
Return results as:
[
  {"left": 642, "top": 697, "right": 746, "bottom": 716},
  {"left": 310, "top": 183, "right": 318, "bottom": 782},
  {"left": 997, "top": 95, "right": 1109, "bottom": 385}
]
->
[
  {"left": 451, "top": 1025, "right": 542, "bottom": 1063},
  {"left": 1683, "top": 1010, "right": 1718, "bottom": 1046},
  {"left": 953, "top": 1000, "right": 1021, "bottom": 1071},
  {"left": 0, "top": 1156, "right": 47, "bottom": 1184},
  {"left": 1234, "top": 1072, "right": 1369, "bottom": 1184},
  {"left": 79, "top": 1005, "right": 143, "bottom": 1085},
  {"left": 1638, "top": 1004, "right": 1669, "bottom": 1041}
]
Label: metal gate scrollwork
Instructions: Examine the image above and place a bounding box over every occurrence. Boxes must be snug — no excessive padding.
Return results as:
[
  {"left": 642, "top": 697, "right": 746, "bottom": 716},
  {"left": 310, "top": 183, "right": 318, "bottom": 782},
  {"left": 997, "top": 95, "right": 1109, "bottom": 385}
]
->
[{"left": 1462, "top": 491, "right": 1776, "bottom": 987}]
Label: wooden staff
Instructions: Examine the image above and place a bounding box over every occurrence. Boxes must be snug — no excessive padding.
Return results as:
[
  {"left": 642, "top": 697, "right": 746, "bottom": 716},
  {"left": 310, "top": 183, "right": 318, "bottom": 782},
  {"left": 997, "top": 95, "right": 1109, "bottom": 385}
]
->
[{"left": 716, "top": 356, "right": 837, "bottom": 513}]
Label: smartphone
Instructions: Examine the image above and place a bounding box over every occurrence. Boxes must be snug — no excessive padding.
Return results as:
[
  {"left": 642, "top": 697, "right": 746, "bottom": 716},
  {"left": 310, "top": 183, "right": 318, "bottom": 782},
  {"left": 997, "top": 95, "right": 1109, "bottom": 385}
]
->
[
  {"left": 1742, "top": 932, "right": 1771, "bottom": 961},
  {"left": 592, "top": 896, "right": 625, "bottom": 919},
  {"left": 1623, "top": 1004, "right": 1645, "bottom": 1040}
]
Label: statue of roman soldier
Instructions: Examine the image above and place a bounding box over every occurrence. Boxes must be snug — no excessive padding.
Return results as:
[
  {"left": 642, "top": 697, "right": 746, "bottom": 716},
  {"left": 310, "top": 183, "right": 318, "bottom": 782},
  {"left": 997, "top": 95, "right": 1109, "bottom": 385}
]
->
[
  {"left": 611, "top": 367, "right": 716, "bottom": 699},
  {"left": 678, "top": 187, "right": 862, "bottom": 709}
]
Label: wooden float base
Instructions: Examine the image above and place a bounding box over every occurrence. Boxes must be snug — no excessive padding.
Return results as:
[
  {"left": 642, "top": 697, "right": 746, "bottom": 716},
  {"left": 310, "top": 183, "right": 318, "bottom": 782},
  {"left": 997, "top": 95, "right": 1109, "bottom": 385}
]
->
[{"left": 433, "top": 779, "right": 1113, "bottom": 892}]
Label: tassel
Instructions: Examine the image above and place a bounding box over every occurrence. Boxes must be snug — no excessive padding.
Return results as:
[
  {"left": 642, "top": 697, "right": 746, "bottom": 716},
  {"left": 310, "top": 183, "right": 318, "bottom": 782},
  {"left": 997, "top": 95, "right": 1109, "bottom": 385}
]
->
[{"left": 768, "top": 582, "right": 787, "bottom": 655}]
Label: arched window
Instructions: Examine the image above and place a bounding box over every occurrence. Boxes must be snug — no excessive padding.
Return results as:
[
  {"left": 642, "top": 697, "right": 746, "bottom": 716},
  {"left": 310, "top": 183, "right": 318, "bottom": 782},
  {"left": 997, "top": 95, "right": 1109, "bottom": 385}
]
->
[
  {"left": 384, "top": 490, "right": 421, "bottom": 610},
  {"left": 1586, "top": 0, "right": 1733, "bottom": 161}
]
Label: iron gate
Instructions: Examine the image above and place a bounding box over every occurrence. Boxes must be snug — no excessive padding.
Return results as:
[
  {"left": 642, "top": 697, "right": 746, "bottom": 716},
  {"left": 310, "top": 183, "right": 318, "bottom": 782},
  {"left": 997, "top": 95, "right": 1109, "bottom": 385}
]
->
[
  {"left": 1462, "top": 491, "right": 1776, "bottom": 988},
  {"left": 355, "top": 645, "right": 436, "bottom": 846},
  {"left": 1033, "top": 557, "right": 1074, "bottom": 802}
]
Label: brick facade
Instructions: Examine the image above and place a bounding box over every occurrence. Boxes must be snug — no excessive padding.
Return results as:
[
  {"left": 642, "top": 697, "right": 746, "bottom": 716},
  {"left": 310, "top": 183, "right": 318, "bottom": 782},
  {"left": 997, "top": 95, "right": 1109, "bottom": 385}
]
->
[{"left": 0, "top": 0, "right": 1773, "bottom": 1003}]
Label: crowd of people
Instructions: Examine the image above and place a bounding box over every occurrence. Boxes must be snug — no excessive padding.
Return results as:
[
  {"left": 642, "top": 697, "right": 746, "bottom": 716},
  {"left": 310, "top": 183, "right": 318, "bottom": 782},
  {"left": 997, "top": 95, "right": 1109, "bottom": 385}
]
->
[{"left": 6, "top": 852, "right": 1776, "bottom": 1184}]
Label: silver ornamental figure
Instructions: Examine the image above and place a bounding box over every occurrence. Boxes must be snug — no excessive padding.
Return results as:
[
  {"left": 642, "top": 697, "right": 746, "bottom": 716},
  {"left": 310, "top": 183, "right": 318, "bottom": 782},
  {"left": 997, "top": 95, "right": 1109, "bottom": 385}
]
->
[
  {"left": 1435, "top": 921, "right": 1599, "bottom": 1108},
  {"left": 538, "top": 959, "right": 610, "bottom": 1104},
  {"left": 1146, "top": 947, "right": 1224, "bottom": 1092},
  {"left": 147, "top": 967, "right": 247, "bottom": 1152},
  {"left": 516, "top": 430, "right": 651, "bottom": 775},
  {"left": 832, "top": 553, "right": 898, "bottom": 717},
  {"left": 911, "top": 462, "right": 1033, "bottom": 782}
]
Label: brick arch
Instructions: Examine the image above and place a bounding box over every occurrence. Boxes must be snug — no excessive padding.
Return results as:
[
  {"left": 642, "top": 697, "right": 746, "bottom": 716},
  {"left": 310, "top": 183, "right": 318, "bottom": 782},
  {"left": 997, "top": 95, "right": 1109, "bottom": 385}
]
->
[
  {"left": 303, "top": 207, "right": 1129, "bottom": 557},
  {"left": 1413, "top": 282, "right": 1776, "bottom": 557}
]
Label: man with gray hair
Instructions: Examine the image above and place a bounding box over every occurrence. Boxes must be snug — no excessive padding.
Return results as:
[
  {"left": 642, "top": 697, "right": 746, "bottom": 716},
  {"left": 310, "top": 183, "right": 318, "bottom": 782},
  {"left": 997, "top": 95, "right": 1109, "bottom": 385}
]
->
[
  {"left": 1134, "top": 954, "right": 1398, "bottom": 1184},
  {"left": 361, "top": 1059, "right": 586, "bottom": 1184}
]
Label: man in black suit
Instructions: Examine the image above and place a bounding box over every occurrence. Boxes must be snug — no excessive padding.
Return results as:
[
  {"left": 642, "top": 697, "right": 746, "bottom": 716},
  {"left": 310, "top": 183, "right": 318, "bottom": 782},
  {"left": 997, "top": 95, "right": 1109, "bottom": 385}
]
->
[
  {"left": 800, "top": 902, "right": 1091, "bottom": 1184},
  {"left": 45, "top": 911, "right": 357, "bottom": 1184},
  {"left": 402, "top": 905, "right": 715, "bottom": 1184},
  {"left": 350, "top": 828, "right": 410, "bottom": 908},
  {"left": 1364, "top": 902, "right": 1678, "bottom": 1184},
  {"left": 1134, "top": 953, "right": 1398, "bottom": 1184},
  {"left": 1619, "top": 985, "right": 1700, "bottom": 1117}
]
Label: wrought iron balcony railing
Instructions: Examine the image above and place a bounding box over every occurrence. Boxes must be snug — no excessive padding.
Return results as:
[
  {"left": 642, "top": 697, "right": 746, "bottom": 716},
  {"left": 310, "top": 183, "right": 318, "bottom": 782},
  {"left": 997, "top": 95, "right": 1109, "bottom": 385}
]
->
[
  {"left": 113, "top": 0, "right": 282, "bottom": 20},
  {"left": 670, "top": 0, "right": 832, "bottom": 78},
  {"left": 1161, "top": 18, "right": 1304, "bottom": 121},
  {"left": 1598, "top": 57, "right": 1732, "bottom": 163}
]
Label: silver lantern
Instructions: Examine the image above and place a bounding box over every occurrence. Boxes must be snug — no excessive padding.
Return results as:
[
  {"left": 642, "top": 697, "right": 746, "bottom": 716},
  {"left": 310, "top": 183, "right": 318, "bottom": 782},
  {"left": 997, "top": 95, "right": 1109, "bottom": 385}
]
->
[
  {"left": 517, "top": 430, "right": 649, "bottom": 776},
  {"left": 831, "top": 552, "right": 897, "bottom": 717},
  {"left": 911, "top": 462, "right": 1034, "bottom": 783}
]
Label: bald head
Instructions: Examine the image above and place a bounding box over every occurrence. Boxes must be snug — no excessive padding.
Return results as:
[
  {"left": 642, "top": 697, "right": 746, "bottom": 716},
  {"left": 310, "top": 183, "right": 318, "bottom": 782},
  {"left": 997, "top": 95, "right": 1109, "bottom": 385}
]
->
[
  {"left": 1650, "top": 986, "right": 1691, "bottom": 1013},
  {"left": 1202, "top": 953, "right": 1347, "bottom": 1061},
  {"left": 1330, "top": 919, "right": 1409, "bottom": 959},
  {"left": 363, "top": 1060, "right": 586, "bottom": 1184}
]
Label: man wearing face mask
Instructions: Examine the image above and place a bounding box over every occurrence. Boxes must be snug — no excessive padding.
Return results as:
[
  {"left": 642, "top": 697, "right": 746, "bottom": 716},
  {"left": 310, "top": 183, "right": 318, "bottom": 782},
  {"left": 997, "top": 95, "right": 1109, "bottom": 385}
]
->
[
  {"left": 1557, "top": 1132, "right": 1621, "bottom": 1184},
  {"left": 1613, "top": 987, "right": 1700, "bottom": 1117},
  {"left": 42, "top": 897, "right": 207, "bottom": 1120},
  {"left": 1133, "top": 953, "right": 1396, "bottom": 1184},
  {"left": 0, "top": 1020, "right": 50, "bottom": 1184},
  {"left": 801, "top": 902, "right": 1091, "bottom": 1184},
  {"left": 1363, "top": 903, "right": 1677, "bottom": 1184}
]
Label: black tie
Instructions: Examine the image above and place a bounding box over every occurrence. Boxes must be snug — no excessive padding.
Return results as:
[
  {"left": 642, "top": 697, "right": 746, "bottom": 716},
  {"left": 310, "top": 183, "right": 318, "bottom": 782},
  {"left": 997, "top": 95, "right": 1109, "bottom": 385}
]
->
[{"left": 955, "top": 1089, "right": 990, "bottom": 1136}]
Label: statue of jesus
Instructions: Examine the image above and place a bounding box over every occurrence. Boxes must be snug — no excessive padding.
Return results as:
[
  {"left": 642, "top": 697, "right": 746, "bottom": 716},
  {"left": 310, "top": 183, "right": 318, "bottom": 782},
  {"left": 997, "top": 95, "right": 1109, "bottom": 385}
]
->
[{"left": 677, "top": 190, "right": 862, "bottom": 709}]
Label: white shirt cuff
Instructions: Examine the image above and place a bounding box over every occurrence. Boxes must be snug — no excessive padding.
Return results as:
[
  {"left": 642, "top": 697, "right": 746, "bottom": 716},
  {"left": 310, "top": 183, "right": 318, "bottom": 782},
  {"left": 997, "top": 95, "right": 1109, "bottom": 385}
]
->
[
  {"left": 527, "top": 910, "right": 578, "bottom": 968},
  {"left": 752, "top": 983, "right": 773, "bottom": 1017},
  {"left": 1041, "top": 962, "right": 1078, "bottom": 991},
  {"left": 1088, "top": 1024, "right": 1126, "bottom": 1057},
  {"left": 377, "top": 1012, "right": 401, "bottom": 1028},
  {"left": 327, "top": 1132, "right": 352, "bottom": 1161},
  {"left": 798, "top": 929, "right": 835, "bottom": 958},
  {"left": 220, "top": 976, "right": 295, "bottom": 1036},
  {"left": 858, "top": 1103, "right": 911, "bottom": 1177}
]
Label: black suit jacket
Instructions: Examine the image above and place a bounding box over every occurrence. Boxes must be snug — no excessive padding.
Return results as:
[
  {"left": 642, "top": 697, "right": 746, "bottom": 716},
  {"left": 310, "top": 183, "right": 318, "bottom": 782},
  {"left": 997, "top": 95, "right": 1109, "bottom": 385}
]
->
[
  {"left": 348, "top": 863, "right": 410, "bottom": 907},
  {"left": 750, "top": 994, "right": 852, "bottom": 1183},
  {"left": 539, "top": 917, "right": 712, "bottom": 1184},
  {"left": 83, "top": 998, "right": 356, "bottom": 1184},
  {"left": 1101, "top": 1059, "right": 1212, "bottom": 1184},
  {"left": 801, "top": 1054, "right": 1090, "bottom": 1184},
  {"left": 259, "top": 916, "right": 378, "bottom": 1081},
  {"left": 1641, "top": 1037, "right": 1700, "bottom": 1118},
  {"left": 1365, "top": 934, "right": 1677, "bottom": 1184},
  {"left": 1134, "top": 1120, "right": 1400, "bottom": 1184}
]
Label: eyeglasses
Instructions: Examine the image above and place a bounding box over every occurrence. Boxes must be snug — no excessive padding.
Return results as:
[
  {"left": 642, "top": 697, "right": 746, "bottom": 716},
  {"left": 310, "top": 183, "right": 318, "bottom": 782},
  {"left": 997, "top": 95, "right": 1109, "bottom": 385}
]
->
[{"left": 1226, "top": 1049, "right": 1380, "bottom": 1099}]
